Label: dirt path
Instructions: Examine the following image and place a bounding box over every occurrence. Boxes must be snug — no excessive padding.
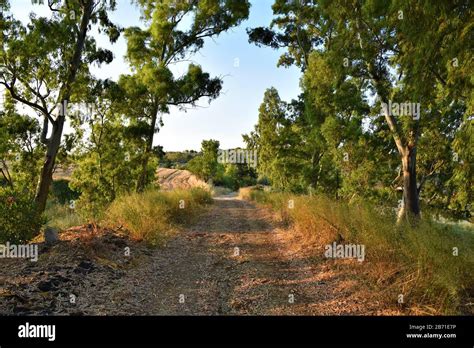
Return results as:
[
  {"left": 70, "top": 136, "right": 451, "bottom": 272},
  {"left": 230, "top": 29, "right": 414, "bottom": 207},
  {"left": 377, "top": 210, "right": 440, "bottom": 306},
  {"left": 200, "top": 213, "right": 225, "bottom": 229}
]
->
[
  {"left": 123, "top": 195, "right": 400, "bottom": 315},
  {"left": 0, "top": 195, "right": 400, "bottom": 315}
]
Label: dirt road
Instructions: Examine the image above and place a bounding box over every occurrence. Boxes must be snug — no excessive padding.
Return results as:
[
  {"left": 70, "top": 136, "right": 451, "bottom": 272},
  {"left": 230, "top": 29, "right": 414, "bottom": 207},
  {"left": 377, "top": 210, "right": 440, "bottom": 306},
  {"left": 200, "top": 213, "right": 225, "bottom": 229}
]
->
[
  {"left": 121, "top": 195, "right": 400, "bottom": 315},
  {"left": 0, "top": 195, "right": 400, "bottom": 315}
]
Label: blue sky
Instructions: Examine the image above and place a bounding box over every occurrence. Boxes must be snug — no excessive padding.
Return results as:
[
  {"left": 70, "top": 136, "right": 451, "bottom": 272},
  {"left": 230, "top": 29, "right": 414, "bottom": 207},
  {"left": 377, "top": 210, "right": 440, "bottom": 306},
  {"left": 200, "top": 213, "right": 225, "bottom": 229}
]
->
[{"left": 8, "top": 0, "right": 302, "bottom": 151}]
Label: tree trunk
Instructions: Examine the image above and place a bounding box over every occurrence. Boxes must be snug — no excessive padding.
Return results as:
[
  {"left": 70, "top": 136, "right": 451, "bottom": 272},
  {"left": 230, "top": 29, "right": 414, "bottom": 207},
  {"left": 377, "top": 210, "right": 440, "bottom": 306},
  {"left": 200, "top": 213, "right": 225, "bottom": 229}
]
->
[
  {"left": 35, "top": 116, "right": 65, "bottom": 213},
  {"left": 136, "top": 110, "right": 158, "bottom": 192},
  {"left": 136, "top": 151, "right": 150, "bottom": 193},
  {"left": 33, "top": 1, "right": 94, "bottom": 213},
  {"left": 397, "top": 146, "right": 421, "bottom": 223},
  {"left": 310, "top": 150, "right": 322, "bottom": 190}
]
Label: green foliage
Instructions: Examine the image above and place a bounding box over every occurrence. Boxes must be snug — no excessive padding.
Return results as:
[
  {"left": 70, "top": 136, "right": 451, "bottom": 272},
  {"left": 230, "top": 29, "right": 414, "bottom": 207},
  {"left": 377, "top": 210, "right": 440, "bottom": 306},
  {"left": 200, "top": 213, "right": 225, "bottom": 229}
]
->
[
  {"left": 187, "top": 140, "right": 257, "bottom": 190},
  {"left": 50, "top": 179, "right": 80, "bottom": 205},
  {"left": 200, "top": 139, "right": 220, "bottom": 181},
  {"left": 160, "top": 150, "right": 198, "bottom": 168},
  {"left": 0, "top": 187, "right": 44, "bottom": 243},
  {"left": 119, "top": 0, "right": 250, "bottom": 190},
  {"left": 213, "top": 163, "right": 257, "bottom": 191},
  {"left": 0, "top": 97, "right": 43, "bottom": 192},
  {"left": 448, "top": 115, "right": 473, "bottom": 214},
  {"left": 186, "top": 139, "right": 220, "bottom": 182},
  {"left": 1, "top": 0, "right": 120, "bottom": 213},
  {"left": 69, "top": 81, "right": 142, "bottom": 220},
  {"left": 247, "top": 0, "right": 473, "bottom": 218},
  {"left": 244, "top": 88, "right": 324, "bottom": 193}
]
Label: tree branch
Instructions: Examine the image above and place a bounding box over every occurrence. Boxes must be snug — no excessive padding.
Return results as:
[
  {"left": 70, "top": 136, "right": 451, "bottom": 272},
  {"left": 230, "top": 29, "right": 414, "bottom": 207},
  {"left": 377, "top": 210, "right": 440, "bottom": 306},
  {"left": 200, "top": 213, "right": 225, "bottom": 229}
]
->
[
  {"left": 417, "top": 160, "right": 444, "bottom": 194},
  {"left": 0, "top": 80, "right": 50, "bottom": 118},
  {"left": 0, "top": 159, "right": 13, "bottom": 187}
]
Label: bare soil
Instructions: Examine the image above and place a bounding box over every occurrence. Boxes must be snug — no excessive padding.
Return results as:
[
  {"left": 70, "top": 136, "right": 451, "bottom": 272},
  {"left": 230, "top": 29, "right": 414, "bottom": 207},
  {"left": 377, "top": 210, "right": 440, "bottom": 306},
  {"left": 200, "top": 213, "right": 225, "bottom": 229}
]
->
[
  {"left": 0, "top": 195, "right": 403, "bottom": 315},
  {"left": 156, "top": 168, "right": 209, "bottom": 191}
]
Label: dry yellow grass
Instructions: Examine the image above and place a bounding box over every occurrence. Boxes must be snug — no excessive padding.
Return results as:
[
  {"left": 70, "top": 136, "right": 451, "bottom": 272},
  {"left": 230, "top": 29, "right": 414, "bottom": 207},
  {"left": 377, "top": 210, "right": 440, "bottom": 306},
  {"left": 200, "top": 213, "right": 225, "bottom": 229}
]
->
[
  {"left": 105, "top": 188, "right": 213, "bottom": 246},
  {"left": 240, "top": 187, "right": 474, "bottom": 314}
]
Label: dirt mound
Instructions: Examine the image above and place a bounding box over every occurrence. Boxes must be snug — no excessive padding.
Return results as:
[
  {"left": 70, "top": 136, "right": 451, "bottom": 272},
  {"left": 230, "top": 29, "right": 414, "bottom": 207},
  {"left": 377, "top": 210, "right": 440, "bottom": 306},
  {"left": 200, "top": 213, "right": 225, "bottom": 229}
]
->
[
  {"left": 0, "top": 226, "right": 154, "bottom": 315},
  {"left": 156, "top": 168, "right": 209, "bottom": 191}
]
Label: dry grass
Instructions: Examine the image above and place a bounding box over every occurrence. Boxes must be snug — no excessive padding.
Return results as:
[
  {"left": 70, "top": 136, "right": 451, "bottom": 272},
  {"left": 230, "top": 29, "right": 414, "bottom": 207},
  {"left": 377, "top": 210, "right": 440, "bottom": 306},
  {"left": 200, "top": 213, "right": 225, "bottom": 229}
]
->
[
  {"left": 211, "top": 186, "right": 235, "bottom": 196},
  {"left": 104, "top": 188, "right": 213, "bottom": 246},
  {"left": 45, "top": 203, "right": 85, "bottom": 231},
  {"left": 240, "top": 188, "right": 474, "bottom": 314}
]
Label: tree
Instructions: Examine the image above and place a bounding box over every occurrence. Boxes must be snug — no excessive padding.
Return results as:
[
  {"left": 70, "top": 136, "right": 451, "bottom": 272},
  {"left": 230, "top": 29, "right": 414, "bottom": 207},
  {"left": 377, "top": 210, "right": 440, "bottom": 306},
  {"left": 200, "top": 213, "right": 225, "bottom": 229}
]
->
[
  {"left": 200, "top": 139, "right": 220, "bottom": 182},
  {"left": 123, "top": 0, "right": 250, "bottom": 192},
  {"left": 248, "top": 0, "right": 473, "bottom": 221},
  {"left": 187, "top": 139, "right": 220, "bottom": 182},
  {"left": 69, "top": 79, "right": 136, "bottom": 218},
  {"left": 244, "top": 88, "right": 311, "bottom": 192},
  {"left": 0, "top": 93, "right": 43, "bottom": 192},
  {"left": 0, "top": 0, "right": 120, "bottom": 213}
]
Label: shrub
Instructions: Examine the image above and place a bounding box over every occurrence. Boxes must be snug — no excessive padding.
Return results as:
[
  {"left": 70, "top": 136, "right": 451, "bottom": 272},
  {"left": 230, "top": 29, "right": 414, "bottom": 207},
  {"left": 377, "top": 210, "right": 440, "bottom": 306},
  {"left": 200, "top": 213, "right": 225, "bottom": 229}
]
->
[
  {"left": 50, "top": 179, "right": 80, "bottom": 205},
  {"left": 0, "top": 188, "right": 45, "bottom": 243}
]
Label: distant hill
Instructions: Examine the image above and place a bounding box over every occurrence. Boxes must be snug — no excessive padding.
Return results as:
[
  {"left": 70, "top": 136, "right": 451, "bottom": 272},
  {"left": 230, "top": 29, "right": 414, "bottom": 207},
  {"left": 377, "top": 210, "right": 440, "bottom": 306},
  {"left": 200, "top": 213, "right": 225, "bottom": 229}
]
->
[{"left": 156, "top": 168, "right": 209, "bottom": 191}]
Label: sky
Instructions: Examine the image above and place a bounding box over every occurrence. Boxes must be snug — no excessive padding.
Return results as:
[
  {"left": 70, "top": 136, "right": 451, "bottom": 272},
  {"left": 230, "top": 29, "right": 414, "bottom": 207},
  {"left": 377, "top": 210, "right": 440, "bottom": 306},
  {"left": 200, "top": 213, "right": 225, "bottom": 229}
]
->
[{"left": 6, "top": 0, "right": 302, "bottom": 151}]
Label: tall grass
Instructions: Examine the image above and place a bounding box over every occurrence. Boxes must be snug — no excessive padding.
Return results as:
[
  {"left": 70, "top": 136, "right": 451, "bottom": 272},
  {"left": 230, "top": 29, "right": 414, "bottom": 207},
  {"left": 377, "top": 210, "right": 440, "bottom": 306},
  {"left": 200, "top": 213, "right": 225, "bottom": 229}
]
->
[
  {"left": 240, "top": 187, "right": 474, "bottom": 314},
  {"left": 105, "top": 188, "right": 212, "bottom": 246},
  {"left": 44, "top": 203, "right": 85, "bottom": 231}
]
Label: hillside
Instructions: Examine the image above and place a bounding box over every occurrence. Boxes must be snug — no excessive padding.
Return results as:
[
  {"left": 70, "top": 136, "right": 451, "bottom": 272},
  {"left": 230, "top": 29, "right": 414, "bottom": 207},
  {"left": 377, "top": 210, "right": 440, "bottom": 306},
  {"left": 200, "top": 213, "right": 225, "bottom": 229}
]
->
[{"left": 156, "top": 168, "right": 209, "bottom": 191}]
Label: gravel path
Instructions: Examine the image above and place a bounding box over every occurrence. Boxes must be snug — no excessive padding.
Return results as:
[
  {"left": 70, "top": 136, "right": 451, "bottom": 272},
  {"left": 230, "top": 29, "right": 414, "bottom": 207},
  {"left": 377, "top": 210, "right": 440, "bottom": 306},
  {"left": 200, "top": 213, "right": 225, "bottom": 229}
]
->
[
  {"left": 0, "top": 196, "right": 401, "bottom": 315},
  {"left": 124, "top": 196, "right": 401, "bottom": 315}
]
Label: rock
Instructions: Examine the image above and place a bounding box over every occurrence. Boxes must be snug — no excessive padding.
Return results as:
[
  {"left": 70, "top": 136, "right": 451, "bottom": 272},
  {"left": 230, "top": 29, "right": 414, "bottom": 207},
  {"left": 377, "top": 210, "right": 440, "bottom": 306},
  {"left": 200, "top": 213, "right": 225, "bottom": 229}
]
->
[
  {"left": 38, "top": 280, "right": 54, "bottom": 292},
  {"left": 73, "top": 260, "right": 94, "bottom": 274},
  {"left": 44, "top": 227, "right": 59, "bottom": 245},
  {"left": 12, "top": 306, "right": 30, "bottom": 314},
  {"left": 37, "top": 275, "right": 69, "bottom": 292}
]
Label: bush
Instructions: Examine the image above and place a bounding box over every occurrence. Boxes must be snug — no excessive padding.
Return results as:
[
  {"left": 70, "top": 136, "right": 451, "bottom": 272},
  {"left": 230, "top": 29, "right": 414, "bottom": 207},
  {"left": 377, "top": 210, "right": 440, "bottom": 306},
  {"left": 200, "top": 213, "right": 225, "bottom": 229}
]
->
[
  {"left": 51, "top": 179, "right": 80, "bottom": 205},
  {"left": 240, "top": 188, "right": 474, "bottom": 314},
  {"left": 105, "top": 188, "right": 212, "bottom": 246},
  {"left": 0, "top": 188, "right": 44, "bottom": 243}
]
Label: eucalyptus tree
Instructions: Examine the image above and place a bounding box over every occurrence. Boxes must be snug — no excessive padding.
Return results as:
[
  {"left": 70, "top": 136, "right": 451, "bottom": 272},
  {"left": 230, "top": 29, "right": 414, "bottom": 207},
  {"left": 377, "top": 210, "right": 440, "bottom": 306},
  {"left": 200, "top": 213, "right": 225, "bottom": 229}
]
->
[
  {"left": 243, "top": 88, "right": 307, "bottom": 191},
  {"left": 122, "top": 0, "right": 250, "bottom": 191},
  {"left": 0, "top": 93, "right": 43, "bottom": 192},
  {"left": 0, "top": 0, "right": 120, "bottom": 213},
  {"left": 68, "top": 79, "right": 137, "bottom": 218},
  {"left": 249, "top": 0, "right": 473, "bottom": 221}
]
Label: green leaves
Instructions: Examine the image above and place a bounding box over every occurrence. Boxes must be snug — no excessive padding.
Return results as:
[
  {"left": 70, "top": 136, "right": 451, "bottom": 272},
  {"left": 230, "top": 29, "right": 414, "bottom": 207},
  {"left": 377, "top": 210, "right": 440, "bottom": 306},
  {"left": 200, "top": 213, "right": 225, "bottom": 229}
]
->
[
  {"left": 1, "top": 0, "right": 120, "bottom": 134},
  {"left": 117, "top": 0, "right": 250, "bottom": 190},
  {"left": 0, "top": 186, "right": 44, "bottom": 244},
  {"left": 123, "top": 0, "right": 250, "bottom": 111},
  {"left": 247, "top": 0, "right": 472, "bottom": 217},
  {"left": 170, "top": 64, "right": 222, "bottom": 107}
]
